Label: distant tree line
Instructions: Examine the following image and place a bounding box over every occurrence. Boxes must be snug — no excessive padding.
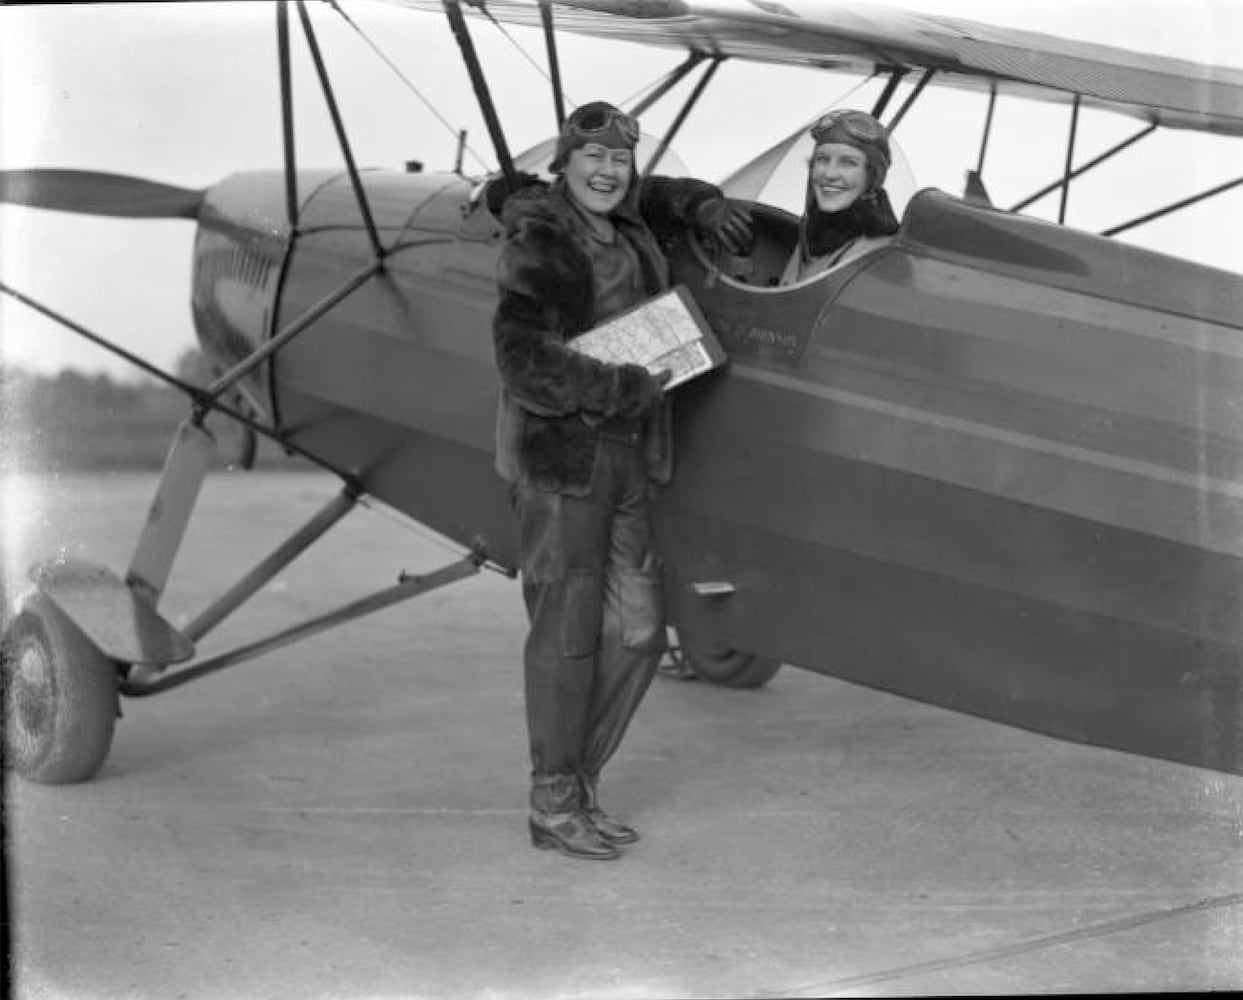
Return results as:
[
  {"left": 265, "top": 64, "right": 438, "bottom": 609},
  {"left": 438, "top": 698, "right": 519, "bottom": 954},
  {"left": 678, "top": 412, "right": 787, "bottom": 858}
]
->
[{"left": 1, "top": 349, "right": 308, "bottom": 473}]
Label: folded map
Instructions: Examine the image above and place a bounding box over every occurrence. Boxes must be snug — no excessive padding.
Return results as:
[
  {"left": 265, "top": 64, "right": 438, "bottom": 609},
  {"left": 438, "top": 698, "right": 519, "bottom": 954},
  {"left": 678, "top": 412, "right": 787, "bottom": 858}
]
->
[{"left": 568, "top": 285, "right": 727, "bottom": 390}]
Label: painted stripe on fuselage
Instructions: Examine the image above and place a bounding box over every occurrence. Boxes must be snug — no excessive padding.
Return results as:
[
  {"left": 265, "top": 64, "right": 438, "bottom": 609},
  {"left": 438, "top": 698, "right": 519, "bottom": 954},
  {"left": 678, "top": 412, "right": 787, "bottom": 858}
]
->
[{"left": 733, "top": 362, "right": 1243, "bottom": 555}]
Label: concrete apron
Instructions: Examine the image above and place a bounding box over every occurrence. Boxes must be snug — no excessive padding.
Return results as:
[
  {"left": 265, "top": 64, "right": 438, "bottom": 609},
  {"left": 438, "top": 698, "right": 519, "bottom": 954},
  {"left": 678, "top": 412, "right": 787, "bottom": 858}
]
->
[
  {"left": 7, "top": 472, "right": 1241, "bottom": 998},
  {"left": 9, "top": 608, "right": 1241, "bottom": 998}
]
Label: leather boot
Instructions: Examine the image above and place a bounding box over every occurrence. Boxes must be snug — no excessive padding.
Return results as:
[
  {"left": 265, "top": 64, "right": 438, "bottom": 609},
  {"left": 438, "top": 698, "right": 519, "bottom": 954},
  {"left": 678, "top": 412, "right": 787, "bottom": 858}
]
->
[
  {"left": 529, "top": 773, "right": 620, "bottom": 860},
  {"left": 579, "top": 773, "right": 639, "bottom": 845}
]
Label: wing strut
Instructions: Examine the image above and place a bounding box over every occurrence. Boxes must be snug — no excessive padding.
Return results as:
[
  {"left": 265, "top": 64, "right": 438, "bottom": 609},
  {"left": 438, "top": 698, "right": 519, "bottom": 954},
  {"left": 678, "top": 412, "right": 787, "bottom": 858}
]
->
[
  {"left": 886, "top": 68, "right": 934, "bottom": 134},
  {"left": 628, "top": 52, "right": 708, "bottom": 118},
  {"left": 960, "top": 83, "right": 997, "bottom": 205},
  {"left": 0, "top": 281, "right": 354, "bottom": 480},
  {"left": 277, "top": 1, "right": 300, "bottom": 229},
  {"left": 976, "top": 83, "right": 997, "bottom": 178},
  {"left": 1059, "top": 95, "right": 1082, "bottom": 225},
  {"left": 204, "top": 259, "right": 386, "bottom": 403},
  {"left": 538, "top": 0, "right": 566, "bottom": 128},
  {"left": 443, "top": 0, "right": 518, "bottom": 193},
  {"left": 644, "top": 57, "right": 724, "bottom": 178},
  {"left": 869, "top": 68, "right": 905, "bottom": 121},
  {"left": 296, "top": 0, "right": 385, "bottom": 259}
]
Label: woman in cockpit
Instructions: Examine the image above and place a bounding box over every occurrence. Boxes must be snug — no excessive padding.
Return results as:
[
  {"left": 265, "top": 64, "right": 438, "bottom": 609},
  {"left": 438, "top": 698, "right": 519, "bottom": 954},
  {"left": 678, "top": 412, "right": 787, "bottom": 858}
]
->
[{"left": 780, "top": 109, "right": 900, "bottom": 284}]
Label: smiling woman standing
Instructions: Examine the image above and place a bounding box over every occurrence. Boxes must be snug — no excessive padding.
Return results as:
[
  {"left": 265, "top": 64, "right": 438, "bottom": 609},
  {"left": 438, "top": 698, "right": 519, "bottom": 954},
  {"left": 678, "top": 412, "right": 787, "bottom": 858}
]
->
[
  {"left": 492, "top": 101, "right": 751, "bottom": 860},
  {"left": 780, "top": 109, "right": 901, "bottom": 284}
]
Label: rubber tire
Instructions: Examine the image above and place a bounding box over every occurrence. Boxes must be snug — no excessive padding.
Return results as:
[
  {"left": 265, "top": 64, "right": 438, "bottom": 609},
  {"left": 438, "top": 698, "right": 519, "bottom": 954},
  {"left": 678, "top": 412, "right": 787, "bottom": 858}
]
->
[
  {"left": 3, "top": 592, "right": 118, "bottom": 784},
  {"left": 676, "top": 625, "right": 782, "bottom": 689}
]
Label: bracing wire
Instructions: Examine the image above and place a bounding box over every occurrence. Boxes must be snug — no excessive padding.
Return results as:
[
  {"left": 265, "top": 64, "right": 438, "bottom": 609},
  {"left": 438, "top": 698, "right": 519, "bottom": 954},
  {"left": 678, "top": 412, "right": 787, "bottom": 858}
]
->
[
  {"left": 475, "top": 4, "right": 576, "bottom": 106},
  {"left": 327, "top": 0, "right": 493, "bottom": 172}
]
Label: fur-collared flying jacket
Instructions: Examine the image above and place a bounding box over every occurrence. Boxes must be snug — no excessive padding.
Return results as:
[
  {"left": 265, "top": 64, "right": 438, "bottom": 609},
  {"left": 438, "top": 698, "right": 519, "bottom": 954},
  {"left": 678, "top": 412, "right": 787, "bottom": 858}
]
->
[{"left": 492, "top": 176, "right": 723, "bottom": 494}]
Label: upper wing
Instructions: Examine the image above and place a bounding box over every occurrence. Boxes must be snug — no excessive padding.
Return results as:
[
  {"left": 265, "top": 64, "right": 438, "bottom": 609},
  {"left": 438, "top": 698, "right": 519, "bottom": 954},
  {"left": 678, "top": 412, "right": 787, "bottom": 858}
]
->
[{"left": 389, "top": 0, "right": 1243, "bottom": 137}]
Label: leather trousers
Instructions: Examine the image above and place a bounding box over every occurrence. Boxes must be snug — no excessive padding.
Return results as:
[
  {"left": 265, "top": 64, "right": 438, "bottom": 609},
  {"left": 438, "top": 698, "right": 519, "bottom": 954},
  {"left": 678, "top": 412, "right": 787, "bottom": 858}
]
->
[{"left": 515, "top": 431, "right": 666, "bottom": 780}]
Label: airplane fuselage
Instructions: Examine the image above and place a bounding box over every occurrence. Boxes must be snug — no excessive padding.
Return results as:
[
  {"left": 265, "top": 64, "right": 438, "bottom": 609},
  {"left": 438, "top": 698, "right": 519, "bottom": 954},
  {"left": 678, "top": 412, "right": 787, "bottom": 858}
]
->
[{"left": 191, "top": 167, "right": 1243, "bottom": 774}]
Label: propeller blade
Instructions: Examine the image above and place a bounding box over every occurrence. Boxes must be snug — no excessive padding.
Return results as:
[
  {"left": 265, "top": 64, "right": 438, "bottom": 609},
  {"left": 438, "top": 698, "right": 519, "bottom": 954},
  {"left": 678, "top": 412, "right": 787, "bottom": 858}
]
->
[{"left": 0, "top": 169, "right": 204, "bottom": 219}]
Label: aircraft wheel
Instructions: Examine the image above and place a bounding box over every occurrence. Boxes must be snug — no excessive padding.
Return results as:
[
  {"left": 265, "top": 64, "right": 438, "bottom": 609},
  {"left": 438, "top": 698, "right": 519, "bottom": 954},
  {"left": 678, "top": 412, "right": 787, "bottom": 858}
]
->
[
  {"left": 676, "top": 626, "right": 782, "bottom": 689},
  {"left": 3, "top": 593, "right": 118, "bottom": 784}
]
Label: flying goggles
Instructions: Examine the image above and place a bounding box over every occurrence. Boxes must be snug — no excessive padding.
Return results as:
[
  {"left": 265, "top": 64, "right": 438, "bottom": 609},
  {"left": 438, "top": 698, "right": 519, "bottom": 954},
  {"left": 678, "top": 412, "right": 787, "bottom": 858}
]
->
[
  {"left": 565, "top": 104, "right": 642, "bottom": 147},
  {"left": 810, "top": 109, "right": 888, "bottom": 145}
]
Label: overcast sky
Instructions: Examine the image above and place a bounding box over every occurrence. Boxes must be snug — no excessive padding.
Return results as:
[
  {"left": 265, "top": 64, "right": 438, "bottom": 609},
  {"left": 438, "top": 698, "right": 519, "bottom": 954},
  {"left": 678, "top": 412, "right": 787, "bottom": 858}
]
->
[{"left": 1, "top": 0, "right": 1241, "bottom": 380}]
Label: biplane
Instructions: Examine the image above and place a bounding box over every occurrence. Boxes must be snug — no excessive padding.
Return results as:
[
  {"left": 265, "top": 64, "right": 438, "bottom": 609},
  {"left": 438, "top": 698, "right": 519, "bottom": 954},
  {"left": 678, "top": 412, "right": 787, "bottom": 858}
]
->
[{"left": 2, "top": 0, "right": 1241, "bottom": 784}]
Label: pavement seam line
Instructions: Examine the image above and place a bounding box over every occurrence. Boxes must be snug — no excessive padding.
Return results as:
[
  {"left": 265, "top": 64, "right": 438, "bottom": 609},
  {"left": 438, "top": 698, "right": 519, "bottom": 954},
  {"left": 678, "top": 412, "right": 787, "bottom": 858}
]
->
[{"left": 768, "top": 890, "right": 1243, "bottom": 997}]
